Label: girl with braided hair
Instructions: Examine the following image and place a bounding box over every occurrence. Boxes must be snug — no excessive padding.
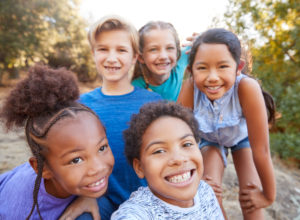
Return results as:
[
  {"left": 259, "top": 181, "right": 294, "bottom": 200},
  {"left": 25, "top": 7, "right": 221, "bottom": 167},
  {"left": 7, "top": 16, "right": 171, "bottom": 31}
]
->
[{"left": 0, "top": 65, "right": 114, "bottom": 220}]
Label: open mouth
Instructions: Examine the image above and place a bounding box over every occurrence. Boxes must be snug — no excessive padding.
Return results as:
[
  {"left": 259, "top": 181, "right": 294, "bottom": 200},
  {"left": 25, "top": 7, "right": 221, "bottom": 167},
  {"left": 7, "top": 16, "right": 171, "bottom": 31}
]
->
[
  {"left": 87, "top": 177, "right": 105, "bottom": 188},
  {"left": 206, "top": 85, "right": 221, "bottom": 90},
  {"left": 165, "top": 169, "right": 195, "bottom": 184},
  {"left": 105, "top": 66, "right": 121, "bottom": 71}
]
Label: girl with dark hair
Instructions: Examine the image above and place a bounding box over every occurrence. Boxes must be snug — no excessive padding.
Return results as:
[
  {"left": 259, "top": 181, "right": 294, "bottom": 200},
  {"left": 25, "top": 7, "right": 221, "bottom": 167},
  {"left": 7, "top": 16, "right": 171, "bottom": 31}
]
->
[
  {"left": 178, "top": 28, "right": 276, "bottom": 219},
  {"left": 0, "top": 65, "right": 114, "bottom": 220}
]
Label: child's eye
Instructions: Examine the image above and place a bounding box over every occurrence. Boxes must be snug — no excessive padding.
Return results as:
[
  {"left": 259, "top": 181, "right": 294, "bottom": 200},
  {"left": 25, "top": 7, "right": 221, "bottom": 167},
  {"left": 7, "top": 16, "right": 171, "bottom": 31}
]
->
[
  {"left": 99, "top": 144, "right": 108, "bottom": 152},
  {"left": 167, "top": 46, "right": 175, "bottom": 50},
  {"left": 183, "top": 142, "right": 193, "bottom": 148},
  {"left": 149, "top": 48, "right": 157, "bottom": 52},
  {"left": 152, "top": 149, "right": 165, "bottom": 154},
  {"left": 97, "top": 48, "right": 107, "bottom": 52},
  {"left": 196, "top": 66, "right": 206, "bottom": 70},
  {"left": 220, "top": 65, "right": 229, "bottom": 69},
  {"left": 119, "top": 48, "right": 128, "bottom": 53},
  {"left": 70, "top": 157, "right": 83, "bottom": 164}
]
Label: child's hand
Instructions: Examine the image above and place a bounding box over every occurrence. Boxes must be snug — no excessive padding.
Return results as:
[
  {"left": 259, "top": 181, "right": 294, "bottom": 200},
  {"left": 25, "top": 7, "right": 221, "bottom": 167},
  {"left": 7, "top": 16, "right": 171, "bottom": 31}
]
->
[
  {"left": 182, "top": 32, "right": 200, "bottom": 53},
  {"left": 240, "top": 182, "right": 272, "bottom": 213},
  {"left": 59, "top": 197, "right": 100, "bottom": 220},
  {"left": 203, "top": 175, "right": 223, "bottom": 198}
]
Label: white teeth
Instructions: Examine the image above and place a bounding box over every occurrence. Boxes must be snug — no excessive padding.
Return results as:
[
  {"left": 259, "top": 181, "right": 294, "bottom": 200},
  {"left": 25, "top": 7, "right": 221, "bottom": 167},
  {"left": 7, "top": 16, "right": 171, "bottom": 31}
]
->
[
  {"left": 88, "top": 178, "right": 104, "bottom": 187},
  {"left": 105, "top": 67, "right": 120, "bottom": 71},
  {"left": 207, "top": 86, "right": 221, "bottom": 90},
  {"left": 168, "top": 171, "right": 191, "bottom": 183}
]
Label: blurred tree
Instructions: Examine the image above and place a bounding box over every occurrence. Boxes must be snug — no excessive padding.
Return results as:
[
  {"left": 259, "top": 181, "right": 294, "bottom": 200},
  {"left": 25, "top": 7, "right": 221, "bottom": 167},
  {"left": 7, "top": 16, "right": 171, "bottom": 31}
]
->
[
  {"left": 0, "top": 0, "right": 95, "bottom": 84},
  {"left": 224, "top": 0, "right": 300, "bottom": 164}
]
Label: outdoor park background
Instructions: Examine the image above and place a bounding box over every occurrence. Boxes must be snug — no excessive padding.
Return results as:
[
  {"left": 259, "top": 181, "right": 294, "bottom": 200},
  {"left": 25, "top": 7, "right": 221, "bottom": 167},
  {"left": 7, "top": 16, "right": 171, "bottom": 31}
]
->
[{"left": 0, "top": 0, "right": 299, "bottom": 219}]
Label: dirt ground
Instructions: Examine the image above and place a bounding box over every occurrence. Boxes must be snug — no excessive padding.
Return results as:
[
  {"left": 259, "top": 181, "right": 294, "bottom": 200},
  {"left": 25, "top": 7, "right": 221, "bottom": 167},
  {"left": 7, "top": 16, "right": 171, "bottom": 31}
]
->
[{"left": 0, "top": 85, "right": 300, "bottom": 220}]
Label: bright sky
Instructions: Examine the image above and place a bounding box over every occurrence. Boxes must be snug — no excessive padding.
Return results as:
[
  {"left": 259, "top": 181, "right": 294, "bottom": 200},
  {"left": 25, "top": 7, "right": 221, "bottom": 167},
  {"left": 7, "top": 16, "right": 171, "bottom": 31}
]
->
[{"left": 79, "top": 0, "right": 229, "bottom": 43}]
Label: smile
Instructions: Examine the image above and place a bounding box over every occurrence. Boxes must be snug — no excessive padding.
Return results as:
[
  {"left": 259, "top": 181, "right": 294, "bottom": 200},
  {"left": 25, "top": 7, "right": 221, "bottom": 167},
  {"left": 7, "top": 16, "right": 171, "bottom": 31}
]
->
[
  {"left": 206, "top": 86, "right": 221, "bottom": 90},
  {"left": 166, "top": 170, "right": 194, "bottom": 184},
  {"left": 104, "top": 66, "right": 121, "bottom": 71},
  {"left": 87, "top": 177, "right": 105, "bottom": 188}
]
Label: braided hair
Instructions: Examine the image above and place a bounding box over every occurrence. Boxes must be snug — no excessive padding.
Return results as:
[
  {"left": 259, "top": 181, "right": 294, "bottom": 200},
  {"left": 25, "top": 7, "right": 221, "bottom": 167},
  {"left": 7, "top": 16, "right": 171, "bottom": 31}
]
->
[{"left": 0, "top": 64, "right": 97, "bottom": 220}]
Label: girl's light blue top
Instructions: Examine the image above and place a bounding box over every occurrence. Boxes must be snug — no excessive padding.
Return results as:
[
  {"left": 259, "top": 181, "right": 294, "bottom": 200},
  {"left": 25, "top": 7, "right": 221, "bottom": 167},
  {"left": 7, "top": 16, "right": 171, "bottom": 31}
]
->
[{"left": 194, "top": 74, "right": 248, "bottom": 147}]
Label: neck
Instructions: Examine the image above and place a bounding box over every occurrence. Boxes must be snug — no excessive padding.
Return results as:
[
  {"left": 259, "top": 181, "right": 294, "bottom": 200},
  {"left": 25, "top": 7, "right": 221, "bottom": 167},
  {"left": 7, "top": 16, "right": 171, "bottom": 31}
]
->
[
  {"left": 102, "top": 80, "right": 134, "bottom": 95},
  {"left": 44, "top": 179, "right": 71, "bottom": 198}
]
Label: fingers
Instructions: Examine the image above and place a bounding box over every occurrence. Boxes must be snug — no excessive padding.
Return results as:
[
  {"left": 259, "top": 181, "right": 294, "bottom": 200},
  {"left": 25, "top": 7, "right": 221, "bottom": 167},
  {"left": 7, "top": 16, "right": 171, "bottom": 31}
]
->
[{"left": 203, "top": 175, "right": 223, "bottom": 197}]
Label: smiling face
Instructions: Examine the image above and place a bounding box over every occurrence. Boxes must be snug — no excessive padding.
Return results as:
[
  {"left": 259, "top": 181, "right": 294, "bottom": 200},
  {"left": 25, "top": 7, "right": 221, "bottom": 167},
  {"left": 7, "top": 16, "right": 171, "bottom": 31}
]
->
[
  {"left": 133, "top": 116, "right": 203, "bottom": 208},
  {"left": 192, "top": 43, "right": 239, "bottom": 102},
  {"left": 139, "top": 29, "right": 178, "bottom": 85},
  {"left": 43, "top": 112, "right": 114, "bottom": 198},
  {"left": 93, "top": 30, "right": 137, "bottom": 86}
]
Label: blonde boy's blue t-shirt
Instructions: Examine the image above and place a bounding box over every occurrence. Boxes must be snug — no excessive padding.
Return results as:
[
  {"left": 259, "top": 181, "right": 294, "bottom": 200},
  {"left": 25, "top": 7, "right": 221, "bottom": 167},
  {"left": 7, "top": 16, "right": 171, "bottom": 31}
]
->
[{"left": 132, "top": 47, "right": 189, "bottom": 101}]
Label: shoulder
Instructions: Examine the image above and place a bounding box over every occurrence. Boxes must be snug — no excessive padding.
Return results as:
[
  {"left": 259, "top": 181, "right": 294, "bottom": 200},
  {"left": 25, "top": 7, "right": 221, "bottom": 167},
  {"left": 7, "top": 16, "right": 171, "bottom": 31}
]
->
[
  {"left": 177, "top": 77, "right": 194, "bottom": 109},
  {"left": 132, "top": 77, "right": 146, "bottom": 87},
  {"left": 133, "top": 87, "right": 163, "bottom": 100},
  {"left": 238, "top": 76, "right": 262, "bottom": 106},
  {"left": 111, "top": 187, "right": 151, "bottom": 220},
  {"left": 80, "top": 87, "right": 101, "bottom": 102}
]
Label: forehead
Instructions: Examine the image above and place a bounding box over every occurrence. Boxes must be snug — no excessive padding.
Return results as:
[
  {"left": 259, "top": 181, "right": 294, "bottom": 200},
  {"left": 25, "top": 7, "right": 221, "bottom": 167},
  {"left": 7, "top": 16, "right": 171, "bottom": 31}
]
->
[
  {"left": 195, "top": 43, "right": 234, "bottom": 61},
  {"left": 95, "top": 30, "right": 132, "bottom": 46},
  {"left": 46, "top": 112, "right": 104, "bottom": 147},
  {"left": 143, "top": 29, "right": 176, "bottom": 45},
  {"left": 142, "top": 116, "right": 192, "bottom": 141}
]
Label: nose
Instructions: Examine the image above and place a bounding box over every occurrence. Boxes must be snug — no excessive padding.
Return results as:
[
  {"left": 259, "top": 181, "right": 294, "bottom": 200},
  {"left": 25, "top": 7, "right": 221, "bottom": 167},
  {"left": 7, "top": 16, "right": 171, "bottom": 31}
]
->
[
  {"left": 158, "top": 49, "right": 168, "bottom": 60},
  {"left": 207, "top": 68, "right": 219, "bottom": 82},
  {"left": 168, "top": 148, "right": 187, "bottom": 166},
  {"left": 87, "top": 156, "right": 105, "bottom": 177},
  {"left": 107, "top": 50, "right": 117, "bottom": 63}
]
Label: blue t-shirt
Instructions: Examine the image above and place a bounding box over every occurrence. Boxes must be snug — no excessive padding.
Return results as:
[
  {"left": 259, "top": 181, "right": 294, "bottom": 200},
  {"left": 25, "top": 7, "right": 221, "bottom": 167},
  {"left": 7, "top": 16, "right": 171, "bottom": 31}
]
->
[
  {"left": 194, "top": 74, "right": 248, "bottom": 147},
  {"left": 79, "top": 87, "right": 162, "bottom": 218},
  {"left": 132, "top": 47, "right": 189, "bottom": 101},
  {"left": 0, "top": 162, "right": 75, "bottom": 219}
]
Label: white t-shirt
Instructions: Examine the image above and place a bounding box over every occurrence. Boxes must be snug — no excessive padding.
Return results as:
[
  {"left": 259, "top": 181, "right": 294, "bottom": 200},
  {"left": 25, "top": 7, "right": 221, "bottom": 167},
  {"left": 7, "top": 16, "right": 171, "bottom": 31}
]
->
[{"left": 111, "top": 180, "right": 224, "bottom": 220}]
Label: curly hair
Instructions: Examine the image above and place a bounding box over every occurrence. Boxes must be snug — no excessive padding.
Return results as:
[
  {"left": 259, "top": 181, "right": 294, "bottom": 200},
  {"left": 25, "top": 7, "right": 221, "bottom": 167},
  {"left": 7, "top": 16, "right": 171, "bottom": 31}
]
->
[
  {"left": 123, "top": 101, "right": 200, "bottom": 166},
  {"left": 0, "top": 64, "right": 98, "bottom": 220}
]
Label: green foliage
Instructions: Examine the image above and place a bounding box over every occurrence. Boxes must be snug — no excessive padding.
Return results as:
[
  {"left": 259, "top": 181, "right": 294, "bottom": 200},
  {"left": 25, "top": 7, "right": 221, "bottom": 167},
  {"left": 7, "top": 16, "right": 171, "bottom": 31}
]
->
[
  {"left": 270, "top": 133, "right": 300, "bottom": 167},
  {"left": 0, "top": 0, "right": 95, "bottom": 83},
  {"left": 224, "top": 0, "right": 300, "bottom": 164}
]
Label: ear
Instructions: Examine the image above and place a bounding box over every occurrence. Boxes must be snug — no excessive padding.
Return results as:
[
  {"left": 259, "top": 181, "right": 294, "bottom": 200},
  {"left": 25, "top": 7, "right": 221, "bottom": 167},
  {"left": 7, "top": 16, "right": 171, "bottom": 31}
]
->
[
  {"left": 237, "top": 59, "right": 245, "bottom": 76},
  {"left": 133, "top": 158, "right": 145, "bottom": 179},
  {"left": 132, "top": 53, "right": 138, "bottom": 65},
  {"left": 137, "top": 54, "right": 145, "bottom": 64},
  {"left": 29, "top": 157, "right": 53, "bottom": 180}
]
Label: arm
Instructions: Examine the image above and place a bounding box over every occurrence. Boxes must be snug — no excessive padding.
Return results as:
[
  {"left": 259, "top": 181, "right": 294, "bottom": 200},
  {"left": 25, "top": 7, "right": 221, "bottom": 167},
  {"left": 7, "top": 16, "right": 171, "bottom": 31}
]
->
[
  {"left": 177, "top": 77, "right": 194, "bottom": 109},
  {"left": 238, "top": 78, "right": 276, "bottom": 206},
  {"left": 59, "top": 197, "right": 100, "bottom": 220}
]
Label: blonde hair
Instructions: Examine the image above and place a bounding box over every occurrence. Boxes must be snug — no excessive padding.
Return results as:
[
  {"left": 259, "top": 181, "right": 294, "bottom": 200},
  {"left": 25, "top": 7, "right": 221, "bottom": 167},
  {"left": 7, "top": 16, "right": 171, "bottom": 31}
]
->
[
  {"left": 133, "top": 21, "right": 181, "bottom": 82},
  {"left": 88, "top": 15, "right": 139, "bottom": 55}
]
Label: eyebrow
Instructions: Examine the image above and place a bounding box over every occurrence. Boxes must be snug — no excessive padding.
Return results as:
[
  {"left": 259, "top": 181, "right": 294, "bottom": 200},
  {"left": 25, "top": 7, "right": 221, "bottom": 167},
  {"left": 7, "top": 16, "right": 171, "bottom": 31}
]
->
[
  {"left": 144, "top": 133, "right": 194, "bottom": 151},
  {"left": 60, "top": 137, "right": 106, "bottom": 158},
  {"left": 194, "top": 60, "right": 230, "bottom": 65}
]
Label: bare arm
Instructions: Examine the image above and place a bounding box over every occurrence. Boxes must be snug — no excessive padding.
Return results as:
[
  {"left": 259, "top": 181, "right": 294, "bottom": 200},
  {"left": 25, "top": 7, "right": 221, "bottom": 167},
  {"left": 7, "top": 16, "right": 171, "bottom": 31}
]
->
[
  {"left": 59, "top": 197, "right": 100, "bottom": 220},
  {"left": 238, "top": 77, "right": 276, "bottom": 205},
  {"left": 177, "top": 77, "right": 194, "bottom": 109}
]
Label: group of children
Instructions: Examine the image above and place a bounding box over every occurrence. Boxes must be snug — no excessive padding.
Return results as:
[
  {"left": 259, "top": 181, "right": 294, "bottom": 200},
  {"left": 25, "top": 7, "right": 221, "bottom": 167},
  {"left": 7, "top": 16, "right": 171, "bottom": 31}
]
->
[{"left": 0, "top": 14, "right": 276, "bottom": 220}]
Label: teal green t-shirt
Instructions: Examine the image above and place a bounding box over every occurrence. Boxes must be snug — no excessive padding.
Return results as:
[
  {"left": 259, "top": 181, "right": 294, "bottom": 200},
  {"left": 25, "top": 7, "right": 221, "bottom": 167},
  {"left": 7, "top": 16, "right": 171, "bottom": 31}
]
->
[{"left": 132, "top": 47, "right": 189, "bottom": 101}]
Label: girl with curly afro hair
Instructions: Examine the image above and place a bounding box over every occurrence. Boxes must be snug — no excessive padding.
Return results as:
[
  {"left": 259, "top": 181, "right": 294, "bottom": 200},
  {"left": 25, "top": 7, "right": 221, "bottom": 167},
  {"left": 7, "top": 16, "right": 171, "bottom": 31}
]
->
[
  {"left": 0, "top": 64, "right": 114, "bottom": 220},
  {"left": 111, "top": 101, "right": 224, "bottom": 219}
]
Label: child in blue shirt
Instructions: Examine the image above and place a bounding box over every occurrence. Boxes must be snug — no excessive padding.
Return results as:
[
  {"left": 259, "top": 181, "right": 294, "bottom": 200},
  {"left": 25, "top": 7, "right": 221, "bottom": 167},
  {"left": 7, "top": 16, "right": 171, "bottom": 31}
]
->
[
  {"left": 178, "top": 28, "right": 276, "bottom": 219},
  {"left": 60, "top": 15, "right": 162, "bottom": 220},
  {"left": 111, "top": 101, "right": 224, "bottom": 219},
  {"left": 0, "top": 65, "right": 114, "bottom": 220}
]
